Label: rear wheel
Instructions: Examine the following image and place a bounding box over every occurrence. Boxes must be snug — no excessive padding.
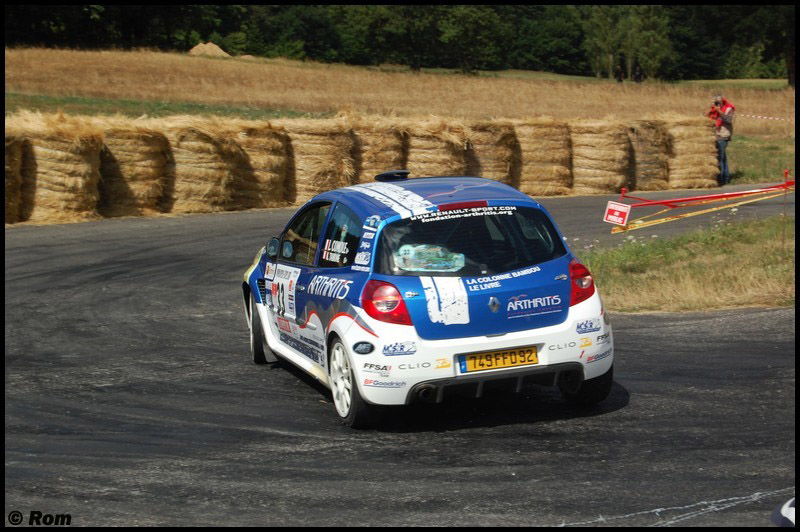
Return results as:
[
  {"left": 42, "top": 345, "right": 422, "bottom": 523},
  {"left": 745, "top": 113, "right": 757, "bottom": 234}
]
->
[
  {"left": 560, "top": 365, "right": 613, "bottom": 406},
  {"left": 249, "top": 296, "right": 277, "bottom": 365},
  {"left": 329, "top": 338, "right": 380, "bottom": 428}
]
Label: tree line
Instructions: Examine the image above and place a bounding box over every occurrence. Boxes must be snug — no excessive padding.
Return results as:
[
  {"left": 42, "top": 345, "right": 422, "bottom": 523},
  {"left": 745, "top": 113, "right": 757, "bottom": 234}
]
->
[{"left": 5, "top": 5, "right": 795, "bottom": 85}]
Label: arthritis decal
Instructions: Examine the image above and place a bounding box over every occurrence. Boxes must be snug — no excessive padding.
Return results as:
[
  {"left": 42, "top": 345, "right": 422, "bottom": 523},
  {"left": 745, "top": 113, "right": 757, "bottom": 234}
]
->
[{"left": 307, "top": 275, "right": 353, "bottom": 299}]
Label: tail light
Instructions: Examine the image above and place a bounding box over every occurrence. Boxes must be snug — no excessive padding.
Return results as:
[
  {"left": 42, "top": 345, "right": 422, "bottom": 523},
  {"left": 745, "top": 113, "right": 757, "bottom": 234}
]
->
[
  {"left": 361, "top": 280, "right": 413, "bottom": 325},
  {"left": 569, "top": 259, "right": 595, "bottom": 306}
]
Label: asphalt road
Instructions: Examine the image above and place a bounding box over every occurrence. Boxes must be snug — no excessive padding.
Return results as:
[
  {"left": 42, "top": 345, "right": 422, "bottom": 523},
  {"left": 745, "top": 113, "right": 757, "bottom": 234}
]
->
[{"left": 4, "top": 185, "right": 795, "bottom": 526}]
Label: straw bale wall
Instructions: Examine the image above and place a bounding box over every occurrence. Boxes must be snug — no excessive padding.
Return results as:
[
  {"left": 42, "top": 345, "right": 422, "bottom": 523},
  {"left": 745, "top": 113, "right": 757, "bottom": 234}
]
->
[
  {"left": 664, "top": 118, "right": 719, "bottom": 189},
  {"left": 272, "top": 118, "right": 356, "bottom": 205},
  {"left": 514, "top": 118, "right": 572, "bottom": 196},
  {"left": 570, "top": 120, "right": 632, "bottom": 195},
  {"left": 627, "top": 120, "right": 670, "bottom": 191},
  {"left": 465, "top": 121, "right": 519, "bottom": 187},
  {"left": 5, "top": 137, "right": 24, "bottom": 223},
  {"left": 3, "top": 110, "right": 724, "bottom": 225},
  {"left": 165, "top": 125, "right": 238, "bottom": 213},
  {"left": 405, "top": 119, "right": 469, "bottom": 178}
]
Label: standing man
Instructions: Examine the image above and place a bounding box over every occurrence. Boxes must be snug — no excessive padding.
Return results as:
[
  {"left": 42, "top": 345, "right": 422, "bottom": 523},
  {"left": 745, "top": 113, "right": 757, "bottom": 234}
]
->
[
  {"left": 614, "top": 64, "right": 625, "bottom": 83},
  {"left": 707, "top": 94, "right": 735, "bottom": 185},
  {"left": 633, "top": 64, "right": 644, "bottom": 83}
]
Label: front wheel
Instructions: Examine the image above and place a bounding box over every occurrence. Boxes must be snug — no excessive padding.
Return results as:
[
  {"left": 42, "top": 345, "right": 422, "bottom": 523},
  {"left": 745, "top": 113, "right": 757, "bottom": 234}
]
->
[
  {"left": 329, "top": 338, "right": 381, "bottom": 428},
  {"left": 560, "top": 365, "right": 613, "bottom": 406}
]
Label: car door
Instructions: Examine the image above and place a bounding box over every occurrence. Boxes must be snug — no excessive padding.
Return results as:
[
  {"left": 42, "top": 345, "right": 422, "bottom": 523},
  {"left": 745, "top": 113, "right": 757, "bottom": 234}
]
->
[{"left": 268, "top": 202, "right": 331, "bottom": 366}]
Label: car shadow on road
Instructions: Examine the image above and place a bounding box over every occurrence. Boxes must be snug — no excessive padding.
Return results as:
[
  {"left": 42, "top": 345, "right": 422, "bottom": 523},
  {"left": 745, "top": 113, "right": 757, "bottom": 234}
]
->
[
  {"left": 276, "top": 359, "right": 629, "bottom": 433},
  {"left": 374, "top": 382, "right": 630, "bottom": 433}
]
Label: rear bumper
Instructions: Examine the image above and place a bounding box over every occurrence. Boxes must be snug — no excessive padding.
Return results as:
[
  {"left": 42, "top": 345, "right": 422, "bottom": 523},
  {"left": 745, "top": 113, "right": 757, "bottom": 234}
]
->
[
  {"left": 332, "top": 291, "right": 613, "bottom": 406},
  {"left": 406, "top": 362, "right": 584, "bottom": 404}
]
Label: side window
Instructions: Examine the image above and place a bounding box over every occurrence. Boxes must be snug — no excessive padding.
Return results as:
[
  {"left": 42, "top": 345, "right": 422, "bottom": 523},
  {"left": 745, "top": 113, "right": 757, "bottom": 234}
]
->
[
  {"left": 318, "top": 203, "right": 363, "bottom": 268},
  {"left": 280, "top": 203, "right": 331, "bottom": 266}
]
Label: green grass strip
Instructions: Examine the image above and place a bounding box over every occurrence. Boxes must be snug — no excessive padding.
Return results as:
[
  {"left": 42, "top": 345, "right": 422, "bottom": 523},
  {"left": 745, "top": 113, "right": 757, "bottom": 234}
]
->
[
  {"left": 5, "top": 92, "right": 332, "bottom": 120},
  {"left": 578, "top": 214, "right": 795, "bottom": 312}
]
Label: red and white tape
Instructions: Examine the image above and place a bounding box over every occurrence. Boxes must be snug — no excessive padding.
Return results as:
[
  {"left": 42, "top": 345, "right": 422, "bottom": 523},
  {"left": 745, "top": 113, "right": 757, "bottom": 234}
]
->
[{"left": 739, "top": 113, "right": 794, "bottom": 122}]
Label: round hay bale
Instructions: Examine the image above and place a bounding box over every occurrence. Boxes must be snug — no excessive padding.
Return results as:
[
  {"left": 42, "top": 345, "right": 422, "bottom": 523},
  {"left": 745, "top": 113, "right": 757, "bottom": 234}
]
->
[
  {"left": 570, "top": 120, "right": 632, "bottom": 195},
  {"left": 231, "top": 125, "right": 290, "bottom": 209},
  {"left": 166, "top": 124, "right": 239, "bottom": 213},
  {"left": 158, "top": 116, "right": 291, "bottom": 212},
  {"left": 664, "top": 117, "right": 718, "bottom": 189},
  {"left": 350, "top": 116, "right": 408, "bottom": 184},
  {"left": 514, "top": 118, "right": 572, "bottom": 196},
  {"left": 95, "top": 121, "right": 170, "bottom": 217},
  {"left": 404, "top": 118, "right": 469, "bottom": 178},
  {"left": 465, "top": 121, "right": 519, "bottom": 187},
  {"left": 272, "top": 118, "right": 356, "bottom": 205},
  {"left": 5, "top": 112, "right": 103, "bottom": 223},
  {"left": 628, "top": 120, "right": 670, "bottom": 191},
  {"left": 5, "top": 137, "right": 23, "bottom": 223}
]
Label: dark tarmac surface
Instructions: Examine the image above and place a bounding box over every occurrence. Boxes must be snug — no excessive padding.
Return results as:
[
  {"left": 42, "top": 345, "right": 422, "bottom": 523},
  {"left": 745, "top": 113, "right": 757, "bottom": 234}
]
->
[{"left": 5, "top": 185, "right": 795, "bottom": 526}]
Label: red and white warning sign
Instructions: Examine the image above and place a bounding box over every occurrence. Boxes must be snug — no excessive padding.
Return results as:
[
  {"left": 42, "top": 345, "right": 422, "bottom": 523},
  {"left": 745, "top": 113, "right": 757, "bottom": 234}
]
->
[{"left": 603, "top": 201, "right": 631, "bottom": 226}]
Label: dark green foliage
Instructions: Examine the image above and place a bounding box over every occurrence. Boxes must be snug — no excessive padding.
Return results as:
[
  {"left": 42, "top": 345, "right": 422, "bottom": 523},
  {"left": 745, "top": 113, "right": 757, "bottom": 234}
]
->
[{"left": 3, "top": 5, "right": 794, "bottom": 83}]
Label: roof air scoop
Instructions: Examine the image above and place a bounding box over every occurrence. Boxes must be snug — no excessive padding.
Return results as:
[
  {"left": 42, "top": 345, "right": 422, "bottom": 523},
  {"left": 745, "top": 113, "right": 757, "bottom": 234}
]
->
[{"left": 375, "top": 170, "right": 411, "bottom": 182}]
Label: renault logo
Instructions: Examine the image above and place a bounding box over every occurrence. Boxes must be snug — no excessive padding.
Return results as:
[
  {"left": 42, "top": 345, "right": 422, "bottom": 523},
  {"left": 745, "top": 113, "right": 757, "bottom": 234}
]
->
[{"left": 488, "top": 297, "right": 500, "bottom": 313}]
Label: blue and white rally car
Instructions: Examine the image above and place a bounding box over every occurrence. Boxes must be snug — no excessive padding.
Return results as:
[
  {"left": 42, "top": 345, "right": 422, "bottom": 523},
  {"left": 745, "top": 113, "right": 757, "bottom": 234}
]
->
[{"left": 243, "top": 171, "right": 613, "bottom": 427}]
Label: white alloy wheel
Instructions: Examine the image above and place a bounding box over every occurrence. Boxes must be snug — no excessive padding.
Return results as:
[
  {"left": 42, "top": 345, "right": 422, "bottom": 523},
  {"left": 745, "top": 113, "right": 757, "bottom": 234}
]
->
[{"left": 330, "top": 341, "right": 353, "bottom": 418}]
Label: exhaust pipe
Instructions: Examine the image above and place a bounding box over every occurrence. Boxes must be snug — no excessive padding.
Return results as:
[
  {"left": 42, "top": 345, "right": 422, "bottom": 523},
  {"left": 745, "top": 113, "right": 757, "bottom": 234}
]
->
[
  {"left": 557, "top": 370, "right": 583, "bottom": 395},
  {"left": 414, "top": 384, "right": 438, "bottom": 403}
]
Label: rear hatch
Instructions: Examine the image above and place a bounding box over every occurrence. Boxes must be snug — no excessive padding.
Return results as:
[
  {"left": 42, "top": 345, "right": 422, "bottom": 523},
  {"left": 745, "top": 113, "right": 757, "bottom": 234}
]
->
[{"left": 373, "top": 204, "right": 571, "bottom": 341}]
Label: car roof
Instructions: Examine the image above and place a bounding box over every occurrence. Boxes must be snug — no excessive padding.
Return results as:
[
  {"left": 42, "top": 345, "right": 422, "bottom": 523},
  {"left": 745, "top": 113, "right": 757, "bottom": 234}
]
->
[{"left": 315, "top": 176, "right": 540, "bottom": 220}]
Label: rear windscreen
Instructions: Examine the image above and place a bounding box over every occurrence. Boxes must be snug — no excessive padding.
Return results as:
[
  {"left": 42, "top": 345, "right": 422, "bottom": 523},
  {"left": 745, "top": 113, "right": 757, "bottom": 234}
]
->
[{"left": 376, "top": 206, "right": 567, "bottom": 276}]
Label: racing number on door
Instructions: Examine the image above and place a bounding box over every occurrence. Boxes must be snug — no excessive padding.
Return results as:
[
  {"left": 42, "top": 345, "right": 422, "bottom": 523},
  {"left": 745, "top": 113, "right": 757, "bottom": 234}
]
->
[
  {"left": 272, "top": 282, "right": 287, "bottom": 315},
  {"left": 270, "top": 265, "right": 301, "bottom": 319}
]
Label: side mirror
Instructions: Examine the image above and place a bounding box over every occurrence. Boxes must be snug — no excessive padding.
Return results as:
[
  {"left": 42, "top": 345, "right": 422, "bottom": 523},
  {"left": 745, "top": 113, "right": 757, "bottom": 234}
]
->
[{"left": 266, "top": 237, "right": 279, "bottom": 260}]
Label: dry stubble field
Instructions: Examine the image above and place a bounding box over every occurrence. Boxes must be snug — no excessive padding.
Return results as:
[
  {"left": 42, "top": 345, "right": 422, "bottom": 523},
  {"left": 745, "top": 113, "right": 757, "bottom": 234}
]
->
[{"left": 4, "top": 48, "right": 796, "bottom": 139}]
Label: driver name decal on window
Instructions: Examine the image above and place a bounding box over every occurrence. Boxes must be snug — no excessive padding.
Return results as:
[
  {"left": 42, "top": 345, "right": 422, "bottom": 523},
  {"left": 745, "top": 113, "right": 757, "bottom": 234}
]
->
[{"left": 321, "top": 239, "right": 349, "bottom": 263}]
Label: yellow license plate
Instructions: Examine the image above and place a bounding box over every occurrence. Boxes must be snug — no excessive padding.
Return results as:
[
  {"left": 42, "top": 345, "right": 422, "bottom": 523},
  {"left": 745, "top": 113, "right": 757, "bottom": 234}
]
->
[{"left": 458, "top": 346, "right": 538, "bottom": 373}]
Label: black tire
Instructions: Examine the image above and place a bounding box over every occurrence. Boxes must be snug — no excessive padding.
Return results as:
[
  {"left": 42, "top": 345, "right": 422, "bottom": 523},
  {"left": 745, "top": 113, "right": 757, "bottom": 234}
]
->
[
  {"left": 249, "top": 296, "right": 277, "bottom": 365},
  {"left": 329, "top": 338, "right": 381, "bottom": 429},
  {"left": 560, "top": 365, "right": 613, "bottom": 406}
]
